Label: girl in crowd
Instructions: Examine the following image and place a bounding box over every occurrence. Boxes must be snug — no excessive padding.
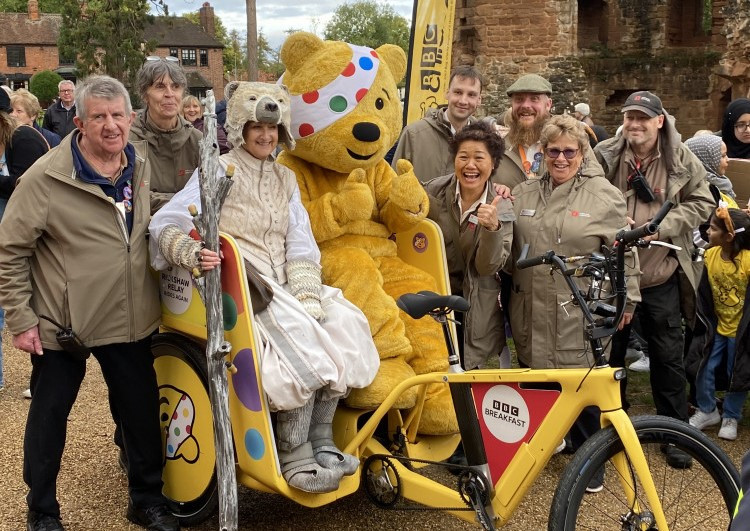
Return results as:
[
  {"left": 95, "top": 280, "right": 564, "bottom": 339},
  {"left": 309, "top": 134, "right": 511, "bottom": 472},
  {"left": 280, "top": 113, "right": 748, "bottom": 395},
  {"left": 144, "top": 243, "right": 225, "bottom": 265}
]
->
[
  {"left": 721, "top": 98, "right": 750, "bottom": 159},
  {"left": 180, "top": 95, "right": 229, "bottom": 154},
  {"left": 689, "top": 206, "right": 750, "bottom": 441},
  {"left": 149, "top": 82, "right": 379, "bottom": 493}
]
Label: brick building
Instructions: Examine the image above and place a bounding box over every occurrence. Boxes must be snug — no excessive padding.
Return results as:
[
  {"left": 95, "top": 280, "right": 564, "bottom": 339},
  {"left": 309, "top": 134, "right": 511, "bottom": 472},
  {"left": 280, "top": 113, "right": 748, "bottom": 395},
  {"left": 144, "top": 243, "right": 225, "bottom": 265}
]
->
[
  {"left": 0, "top": 0, "right": 225, "bottom": 100},
  {"left": 453, "top": 0, "right": 739, "bottom": 137}
]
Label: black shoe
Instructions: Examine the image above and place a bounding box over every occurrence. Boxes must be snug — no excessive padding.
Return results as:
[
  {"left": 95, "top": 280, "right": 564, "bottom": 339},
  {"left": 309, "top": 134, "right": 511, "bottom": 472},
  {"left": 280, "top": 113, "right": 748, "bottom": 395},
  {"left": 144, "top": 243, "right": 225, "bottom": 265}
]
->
[
  {"left": 118, "top": 448, "right": 128, "bottom": 474},
  {"left": 661, "top": 445, "right": 693, "bottom": 469},
  {"left": 27, "top": 511, "right": 65, "bottom": 531},
  {"left": 126, "top": 502, "right": 180, "bottom": 531}
]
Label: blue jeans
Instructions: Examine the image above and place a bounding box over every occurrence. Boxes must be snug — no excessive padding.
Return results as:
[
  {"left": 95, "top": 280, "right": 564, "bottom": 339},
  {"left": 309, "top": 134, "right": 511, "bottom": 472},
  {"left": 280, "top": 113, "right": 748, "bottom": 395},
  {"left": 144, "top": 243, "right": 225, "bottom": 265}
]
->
[
  {"left": 0, "top": 196, "right": 6, "bottom": 387},
  {"left": 696, "top": 334, "right": 747, "bottom": 420}
]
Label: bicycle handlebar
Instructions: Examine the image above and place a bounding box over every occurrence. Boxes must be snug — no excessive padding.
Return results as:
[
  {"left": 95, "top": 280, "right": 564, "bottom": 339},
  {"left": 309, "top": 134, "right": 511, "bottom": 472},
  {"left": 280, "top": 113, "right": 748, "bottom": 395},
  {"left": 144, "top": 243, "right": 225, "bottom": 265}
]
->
[
  {"left": 616, "top": 200, "right": 674, "bottom": 245},
  {"left": 516, "top": 245, "right": 554, "bottom": 270}
]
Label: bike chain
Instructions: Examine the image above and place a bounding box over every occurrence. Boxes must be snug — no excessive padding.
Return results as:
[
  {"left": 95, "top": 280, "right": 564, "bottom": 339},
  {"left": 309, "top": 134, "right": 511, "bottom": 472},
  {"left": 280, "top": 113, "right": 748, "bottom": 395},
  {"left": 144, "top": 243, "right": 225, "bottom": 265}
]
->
[{"left": 362, "top": 453, "right": 491, "bottom": 513}]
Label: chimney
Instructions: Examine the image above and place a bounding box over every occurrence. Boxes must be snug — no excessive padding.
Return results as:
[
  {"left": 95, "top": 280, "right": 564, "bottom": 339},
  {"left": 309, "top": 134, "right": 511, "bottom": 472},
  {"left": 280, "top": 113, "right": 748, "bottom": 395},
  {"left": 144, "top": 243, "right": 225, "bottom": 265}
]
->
[
  {"left": 28, "top": 0, "right": 39, "bottom": 21},
  {"left": 199, "top": 2, "right": 215, "bottom": 37}
]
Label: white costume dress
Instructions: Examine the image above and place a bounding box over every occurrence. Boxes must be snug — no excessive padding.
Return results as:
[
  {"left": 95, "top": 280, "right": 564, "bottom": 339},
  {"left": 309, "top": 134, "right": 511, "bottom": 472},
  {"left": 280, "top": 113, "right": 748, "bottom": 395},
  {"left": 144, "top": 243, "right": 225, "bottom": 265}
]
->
[{"left": 150, "top": 147, "right": 379, "bottom": 411}]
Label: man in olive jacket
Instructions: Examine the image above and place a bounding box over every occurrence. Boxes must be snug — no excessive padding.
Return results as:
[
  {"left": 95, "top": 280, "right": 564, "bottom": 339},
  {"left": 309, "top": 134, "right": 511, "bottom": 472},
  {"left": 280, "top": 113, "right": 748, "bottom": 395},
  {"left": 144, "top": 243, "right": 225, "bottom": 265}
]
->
[
  {"left": 392, "top": 65, "right": 483, "bottom": 183},
  {"left": 594, "top": 91, "right": 713, "bottom": 467},
  {"left": 0, "top": 76, "right": 178, "bottom": 531}
]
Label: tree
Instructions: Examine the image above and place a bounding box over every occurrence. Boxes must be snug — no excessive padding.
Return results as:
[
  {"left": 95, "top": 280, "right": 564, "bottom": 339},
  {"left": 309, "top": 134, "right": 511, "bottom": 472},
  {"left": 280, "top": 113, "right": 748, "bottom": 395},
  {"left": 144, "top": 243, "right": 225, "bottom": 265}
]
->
[
  {"left": 58, "top": 0, "right": 165, "bottom": 91},
  {"left": 29, "top": 70, "right": 63, "bottom": 107},
  {"left": 323, "top": 1, "right": 410, "bottom": 55}
]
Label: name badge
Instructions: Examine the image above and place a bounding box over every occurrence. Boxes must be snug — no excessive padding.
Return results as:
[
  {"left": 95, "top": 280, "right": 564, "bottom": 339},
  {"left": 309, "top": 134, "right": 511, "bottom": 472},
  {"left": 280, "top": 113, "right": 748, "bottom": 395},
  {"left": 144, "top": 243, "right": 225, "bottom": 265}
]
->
[
  {"left": 468, "top": 213, "right": 479, "bottom": 231},
  {"left": 520, "top": 209, "right": 536, "bottom": 217}
]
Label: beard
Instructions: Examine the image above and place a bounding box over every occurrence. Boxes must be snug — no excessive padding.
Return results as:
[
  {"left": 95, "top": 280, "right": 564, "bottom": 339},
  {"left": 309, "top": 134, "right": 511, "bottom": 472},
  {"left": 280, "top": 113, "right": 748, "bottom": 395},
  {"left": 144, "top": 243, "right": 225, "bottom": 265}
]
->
[{"left": 506, "top": 111, "right": 549, "bottom": 147}]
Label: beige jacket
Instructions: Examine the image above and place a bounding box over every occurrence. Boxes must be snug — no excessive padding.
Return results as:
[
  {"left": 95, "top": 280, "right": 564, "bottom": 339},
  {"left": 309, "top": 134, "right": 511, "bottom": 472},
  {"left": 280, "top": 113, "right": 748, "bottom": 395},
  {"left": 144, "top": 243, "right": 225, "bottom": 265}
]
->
[
  {"left": 508, "top": 173, "right": 639, "bottom": 368},
  {"left": 0, "top": 134, "right": 160, "bottom": 348},
  {"left": 129, "top": 110, "right": 202, "bottom": 213},
  {"left": 424, "top": 174, "right": 514, "bottom": 368}
]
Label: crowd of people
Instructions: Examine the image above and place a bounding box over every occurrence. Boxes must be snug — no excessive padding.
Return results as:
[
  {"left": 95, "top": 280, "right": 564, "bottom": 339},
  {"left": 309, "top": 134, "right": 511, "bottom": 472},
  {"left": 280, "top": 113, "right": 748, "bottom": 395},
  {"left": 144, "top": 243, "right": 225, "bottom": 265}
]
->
[{"left": 0, "top": 54, "right": 750, "bottom": 530}]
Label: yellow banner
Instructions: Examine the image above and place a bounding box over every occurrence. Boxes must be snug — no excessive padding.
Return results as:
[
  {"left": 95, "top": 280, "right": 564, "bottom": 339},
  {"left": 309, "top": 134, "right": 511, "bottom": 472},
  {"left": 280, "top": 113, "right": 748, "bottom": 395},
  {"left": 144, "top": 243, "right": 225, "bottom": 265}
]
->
[{"left": 403, "top": 0, "right": 456, "bottom": 126}]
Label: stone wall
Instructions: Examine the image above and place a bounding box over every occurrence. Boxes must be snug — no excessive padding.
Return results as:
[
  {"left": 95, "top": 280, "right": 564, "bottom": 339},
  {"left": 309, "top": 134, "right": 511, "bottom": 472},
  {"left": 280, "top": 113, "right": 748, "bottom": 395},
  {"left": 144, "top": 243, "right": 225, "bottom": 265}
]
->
[{"left": 454, "top": 0, "right": 729, "bottom": 137}]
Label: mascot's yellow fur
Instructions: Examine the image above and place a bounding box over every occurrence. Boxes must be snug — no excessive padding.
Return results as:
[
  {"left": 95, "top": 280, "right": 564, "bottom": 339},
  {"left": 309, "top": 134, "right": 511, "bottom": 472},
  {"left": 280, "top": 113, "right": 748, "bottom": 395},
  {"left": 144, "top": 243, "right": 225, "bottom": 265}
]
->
[{"left": 277, "top": 32, "right": 456, "bottom": 434}]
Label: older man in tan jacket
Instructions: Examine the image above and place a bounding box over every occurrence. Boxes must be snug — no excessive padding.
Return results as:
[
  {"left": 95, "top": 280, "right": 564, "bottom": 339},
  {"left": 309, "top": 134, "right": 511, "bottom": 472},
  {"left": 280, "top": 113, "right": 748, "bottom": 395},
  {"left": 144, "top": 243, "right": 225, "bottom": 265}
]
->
[{"left": 0, "top": 76, "right": 178, "bottom": 531}]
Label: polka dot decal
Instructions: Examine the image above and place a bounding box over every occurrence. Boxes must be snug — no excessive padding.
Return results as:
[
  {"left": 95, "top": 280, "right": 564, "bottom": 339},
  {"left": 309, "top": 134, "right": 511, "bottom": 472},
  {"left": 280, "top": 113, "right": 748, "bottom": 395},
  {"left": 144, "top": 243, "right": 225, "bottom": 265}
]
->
[
  {"left": 244, "top": 428, "right": 265, "bottom": 460},
  {"left": 280, "top": 43, "right": 380, "bottom": 140},
  {"left": 232, "top": 348, "right": 262, "bottom": 412},
  {"left": 342, "top": 62, "right": 355, "bottom": 77},
  {"left": 222, "top": 292, "right": 237, "bottom": 331},
  {"left": 302, "top": 91, "right": 319, "bottom": 104},
  {"left": 329, "top": 95, "right": 347, "bottom": 113}
]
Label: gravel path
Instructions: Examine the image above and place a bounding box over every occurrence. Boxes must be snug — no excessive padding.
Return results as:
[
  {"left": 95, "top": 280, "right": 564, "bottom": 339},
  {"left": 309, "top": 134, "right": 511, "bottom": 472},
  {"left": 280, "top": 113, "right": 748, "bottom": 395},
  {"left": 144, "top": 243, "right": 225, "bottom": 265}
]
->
[{"left": 1, "top": 330, "right": 747, "bottom": 530}]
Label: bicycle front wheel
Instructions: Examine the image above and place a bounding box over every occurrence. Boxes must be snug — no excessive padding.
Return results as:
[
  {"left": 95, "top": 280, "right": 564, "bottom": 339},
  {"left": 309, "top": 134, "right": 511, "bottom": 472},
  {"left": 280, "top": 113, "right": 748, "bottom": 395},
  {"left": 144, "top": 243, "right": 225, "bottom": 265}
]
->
[{"left": 549, "top": 415, "right": 739, "bottom": 530}]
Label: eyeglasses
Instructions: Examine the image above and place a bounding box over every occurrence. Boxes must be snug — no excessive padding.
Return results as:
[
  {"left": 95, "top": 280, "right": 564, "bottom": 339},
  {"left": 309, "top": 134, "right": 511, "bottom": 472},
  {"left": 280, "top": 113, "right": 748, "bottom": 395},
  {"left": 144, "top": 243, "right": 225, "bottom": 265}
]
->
[
  {"left": 545, "top": 148, "right": 580, "bottom": 160},
  {"left": 59, "top": 89, "right": 73, "bottom": 94},
  {"left": 145, "top": 55, "right": 180, "bottom": 64},
  {"left": 734, "top": 122, "right": 750, "bottom": 132}
]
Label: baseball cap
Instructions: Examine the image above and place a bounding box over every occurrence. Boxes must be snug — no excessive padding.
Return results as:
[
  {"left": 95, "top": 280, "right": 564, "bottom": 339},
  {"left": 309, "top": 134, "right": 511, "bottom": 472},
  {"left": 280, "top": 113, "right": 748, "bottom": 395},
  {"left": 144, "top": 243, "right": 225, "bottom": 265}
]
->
[
  {"left": 0, "top": 89, "right": 11, "bottom": 113},
  {"left": 506, "top": 74, "right": 552, "bottom": 96},
  {"left": 622, "top": 91, "right": 663, "bottom": 118},
  {"left": 574, "top": 103, "right": 590, "bottom": 117}
]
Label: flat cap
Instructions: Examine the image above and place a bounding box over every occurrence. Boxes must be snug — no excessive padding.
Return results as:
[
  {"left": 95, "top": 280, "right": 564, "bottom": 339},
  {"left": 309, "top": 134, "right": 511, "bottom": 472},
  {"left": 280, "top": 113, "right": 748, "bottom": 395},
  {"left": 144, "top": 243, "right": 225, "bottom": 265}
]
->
[{"left": 506, "top": 74, "right": 552, "bottom": 96}]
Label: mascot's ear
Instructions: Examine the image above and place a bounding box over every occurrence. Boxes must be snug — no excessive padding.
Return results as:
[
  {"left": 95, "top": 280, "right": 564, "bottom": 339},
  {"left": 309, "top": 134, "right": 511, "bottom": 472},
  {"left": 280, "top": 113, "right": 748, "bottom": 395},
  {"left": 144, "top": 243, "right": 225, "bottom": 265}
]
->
[
  {"left": 376, "top": 44, "right": 407, "bottom": 83},
  {"left": 281, "top": 32, "right": 325, "bottom": 75},
  {"left": 225, "top": 81, "right": 240, "bottom": 101}
]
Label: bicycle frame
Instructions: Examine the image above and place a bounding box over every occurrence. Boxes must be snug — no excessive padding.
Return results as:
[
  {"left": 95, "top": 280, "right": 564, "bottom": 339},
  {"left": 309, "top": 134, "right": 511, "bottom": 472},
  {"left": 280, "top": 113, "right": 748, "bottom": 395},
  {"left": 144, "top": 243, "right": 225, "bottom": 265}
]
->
[{"left": 154, "top": 219, "right": 671, "bottom": 529}]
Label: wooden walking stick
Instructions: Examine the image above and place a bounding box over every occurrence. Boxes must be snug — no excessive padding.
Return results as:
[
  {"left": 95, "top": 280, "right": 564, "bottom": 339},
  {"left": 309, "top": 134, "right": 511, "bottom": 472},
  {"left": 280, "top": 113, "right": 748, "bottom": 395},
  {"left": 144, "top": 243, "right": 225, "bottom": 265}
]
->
[{"left": 188, "top": 89, "right": 238, "bottom": 531}]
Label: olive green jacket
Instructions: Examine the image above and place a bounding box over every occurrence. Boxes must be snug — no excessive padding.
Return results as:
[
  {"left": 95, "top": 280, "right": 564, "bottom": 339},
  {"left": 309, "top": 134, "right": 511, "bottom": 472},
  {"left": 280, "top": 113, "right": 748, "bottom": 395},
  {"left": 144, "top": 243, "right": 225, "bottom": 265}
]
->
[
  {"left": 507, "top": 173, "right": 640, "bottom": 368},
  {"left": 0, "top": 134, "right": 160, "bottom": 348},
  {"left": 129, "top": 110, "right": 202, "bottom": 213},
  {"left": 424, "top": 174, "right": 514, "bottom": 369}
]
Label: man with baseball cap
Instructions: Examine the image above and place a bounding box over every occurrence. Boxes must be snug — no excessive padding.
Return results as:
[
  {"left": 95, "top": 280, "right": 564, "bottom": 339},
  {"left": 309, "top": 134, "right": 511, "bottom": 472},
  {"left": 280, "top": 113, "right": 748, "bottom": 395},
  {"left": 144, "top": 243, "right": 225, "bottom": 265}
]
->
[
  {"left": 494, "top": 73, "right": 602, "bottom": 188},
  {"left": 594, "top": 90, "right": 713, "bottom": 468}
]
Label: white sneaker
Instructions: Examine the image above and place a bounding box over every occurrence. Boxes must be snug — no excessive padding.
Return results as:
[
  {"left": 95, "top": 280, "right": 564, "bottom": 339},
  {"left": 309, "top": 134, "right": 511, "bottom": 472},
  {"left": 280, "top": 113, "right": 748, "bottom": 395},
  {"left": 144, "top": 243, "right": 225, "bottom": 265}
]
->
[
  {"left": 22, "top": 388, "right": 31, "bottom": 399},
  {"left": 689, "top": 408, "right": 721, "bottom": 430},
  {"left": 554, "top": 440, "right": 566, "bottom": 454},
  {"left": 629, "top": 356, "right": 650, "bottom": 372},
  {"left": 719, "top": 418, "right": 738, "bottom": 441}
]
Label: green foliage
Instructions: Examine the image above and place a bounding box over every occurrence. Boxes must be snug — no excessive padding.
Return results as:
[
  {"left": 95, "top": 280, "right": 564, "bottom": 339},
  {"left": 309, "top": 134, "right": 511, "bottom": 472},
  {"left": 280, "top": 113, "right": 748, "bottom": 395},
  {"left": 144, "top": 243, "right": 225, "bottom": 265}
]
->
[
  {"left": 29, "top": 70, "right": 63, "bottom": 107},
  {"left": 702, "top": 0, "right": 713, "bottom": 34},
  {"left": 0, "top": 0, "right": 65, "bottom": 12},
  {"left": 323, "top": 0, "right": 410, "bottom": 54},
  {"left": 58, "top": 0, "right": 165, "bottom": 90}
]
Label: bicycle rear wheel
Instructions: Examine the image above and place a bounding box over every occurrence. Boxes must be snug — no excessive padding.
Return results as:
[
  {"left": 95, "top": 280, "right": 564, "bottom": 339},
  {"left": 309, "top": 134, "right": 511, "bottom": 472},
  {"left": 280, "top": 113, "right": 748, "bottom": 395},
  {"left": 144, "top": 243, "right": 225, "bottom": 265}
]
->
[{"left": 549, "top": 415, "right": 739, "bottom": 530}]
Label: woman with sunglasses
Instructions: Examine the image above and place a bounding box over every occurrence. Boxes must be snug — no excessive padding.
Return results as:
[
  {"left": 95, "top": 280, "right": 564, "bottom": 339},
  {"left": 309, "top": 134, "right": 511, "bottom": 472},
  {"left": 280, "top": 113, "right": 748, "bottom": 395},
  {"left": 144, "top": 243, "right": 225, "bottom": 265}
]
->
[
  {"left": 130, "top": 55, "right": 202, "bottom": 213},
  {"left": 506, "top": 114, "right": 638, "bottom": 490},
  {"left": 721, "top": 98, "right": 750, "bottom": 159}
]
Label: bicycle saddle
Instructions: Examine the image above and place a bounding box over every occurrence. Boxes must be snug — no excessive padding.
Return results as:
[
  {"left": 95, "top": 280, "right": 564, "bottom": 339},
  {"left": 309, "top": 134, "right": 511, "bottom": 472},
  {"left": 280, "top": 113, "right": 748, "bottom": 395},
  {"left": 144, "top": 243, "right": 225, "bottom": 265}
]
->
[{"left": 396, "top": 291, "right": 469, "bottom": 319}]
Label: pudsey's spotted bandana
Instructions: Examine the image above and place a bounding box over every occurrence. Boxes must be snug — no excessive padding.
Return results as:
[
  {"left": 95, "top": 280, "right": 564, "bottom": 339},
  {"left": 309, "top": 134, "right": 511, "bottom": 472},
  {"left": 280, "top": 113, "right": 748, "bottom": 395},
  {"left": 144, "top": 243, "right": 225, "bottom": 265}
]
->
[{"left": 280, "top": 44, "right": 380, "bottom": 139}]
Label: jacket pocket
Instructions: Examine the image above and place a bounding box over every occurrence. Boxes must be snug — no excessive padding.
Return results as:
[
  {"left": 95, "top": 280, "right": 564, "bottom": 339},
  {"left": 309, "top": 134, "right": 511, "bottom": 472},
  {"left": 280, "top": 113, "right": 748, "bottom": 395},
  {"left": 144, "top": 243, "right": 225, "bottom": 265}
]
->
[{"left": 555, "top": 292, "right": 585, "bottom": 353}]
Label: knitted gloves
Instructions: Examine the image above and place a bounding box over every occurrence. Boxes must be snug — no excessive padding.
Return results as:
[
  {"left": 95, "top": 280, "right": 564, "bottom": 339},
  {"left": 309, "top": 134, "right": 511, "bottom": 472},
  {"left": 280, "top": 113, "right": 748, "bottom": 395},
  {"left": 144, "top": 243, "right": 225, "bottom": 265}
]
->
[
  {"left": 286, "top": 259, "right": 326, "bottom": 322},
  {"left": 158, "top": 224, "right": 202, "bottom": 271}
]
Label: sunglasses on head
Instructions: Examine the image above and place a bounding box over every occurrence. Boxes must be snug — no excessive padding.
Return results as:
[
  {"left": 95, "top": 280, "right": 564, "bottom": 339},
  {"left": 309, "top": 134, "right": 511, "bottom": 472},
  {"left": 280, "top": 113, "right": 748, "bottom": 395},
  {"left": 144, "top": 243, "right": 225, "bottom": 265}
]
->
[
  {"left": 545, "top": 148, "right": 580, "bottom": 160},
  {"left": 145, "top": 55, "right": 179, "bottom": 64}
]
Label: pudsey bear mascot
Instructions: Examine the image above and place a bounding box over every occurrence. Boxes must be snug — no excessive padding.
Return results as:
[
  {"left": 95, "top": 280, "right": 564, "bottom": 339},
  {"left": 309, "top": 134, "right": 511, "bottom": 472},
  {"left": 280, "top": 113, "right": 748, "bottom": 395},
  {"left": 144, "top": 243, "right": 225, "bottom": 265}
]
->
[{"left": 277, "top": 32, "right": 457, "bottom": 435}]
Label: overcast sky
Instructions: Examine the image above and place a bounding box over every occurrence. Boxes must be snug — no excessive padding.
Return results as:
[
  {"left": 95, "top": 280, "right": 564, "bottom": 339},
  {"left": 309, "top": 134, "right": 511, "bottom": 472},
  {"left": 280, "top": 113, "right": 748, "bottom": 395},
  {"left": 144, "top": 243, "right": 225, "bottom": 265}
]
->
[{"left": 169, "top": 0, "right": 414, "bottom": 50}]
